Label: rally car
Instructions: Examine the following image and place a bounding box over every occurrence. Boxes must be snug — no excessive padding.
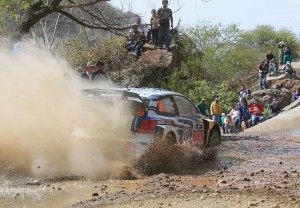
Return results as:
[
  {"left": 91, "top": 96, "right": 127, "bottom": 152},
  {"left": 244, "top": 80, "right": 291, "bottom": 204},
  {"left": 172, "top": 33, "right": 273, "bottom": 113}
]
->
[{"left": 72, "top": 88, "right": 221, "bottom": 158}]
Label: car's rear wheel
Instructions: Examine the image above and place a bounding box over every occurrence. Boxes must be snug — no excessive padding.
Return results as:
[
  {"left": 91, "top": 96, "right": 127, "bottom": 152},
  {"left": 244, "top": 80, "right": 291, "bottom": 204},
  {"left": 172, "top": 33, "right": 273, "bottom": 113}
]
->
[{"left": 208, "top": 128, "right": 220, "bottom": 147}]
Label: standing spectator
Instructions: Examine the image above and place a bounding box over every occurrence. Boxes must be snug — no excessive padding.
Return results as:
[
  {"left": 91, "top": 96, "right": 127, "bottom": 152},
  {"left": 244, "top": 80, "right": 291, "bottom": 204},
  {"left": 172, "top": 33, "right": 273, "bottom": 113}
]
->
[
  {"left": 283, "top": 45, "right": 292, "bottom": 64},
  {"left": 266, "top": 50, "right": 274, "bottom": 65},
  {"left": 293, "top": 87, "right": 300, "bottom": 101},
  {"left": 249, "top": 98, "right": 264, "bottom": 126},
  {"left": 150, "top": 9, "right": 159, "bottom": 49},
  {"left": 258, "top": 61, "right": 268, "bottom": 90},
  {"left": 196, "top": 98, "right": 209, "bottom": 116},
  {"left": 81, "top": 61, "right": 97, "bottom": 82},
  {"left": 224, "top": 114, "right": 236, "bottom": 134},
  {"left": 230, "top": 104, "right": 240, "bottom": 130},
  {"left": 238, "top": 97, "right": 251, "bottom": 130},
  {"left": 157, "top": 0, "right": 173, "bottom": 51},
  {"left": 278, "top": 37, "right": 288, "bottom": 64},
  {"left": 210, "top": 97, "right": 222, "bottom": 125},
  {"left": 269, "top": 58, "right": 278, "bottom": 77},
  {"left": 221, "top": 113, "right": 226, "bottom": 134},
  {"left": 93, "top": 61, "right": 107, "bottom": 81}
]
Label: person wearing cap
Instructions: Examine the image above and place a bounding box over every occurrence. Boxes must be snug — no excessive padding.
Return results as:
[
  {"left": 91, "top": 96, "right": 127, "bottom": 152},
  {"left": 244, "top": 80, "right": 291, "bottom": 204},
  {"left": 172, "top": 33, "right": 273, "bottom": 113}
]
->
[
  {"left": 157, "top": 0, "right": 173, "bottom": 51},
  {"left": 210, "top": 97, "right": 222, "bottom": 125},
  {"left": 81, "top": 61, "right": 97, "bottom": 81},
  {"left": 249, "top": 98, "right": 264, "bottom": 126},
  {"left": 224, "top": 114, "right": 236, "bottom": 134},
  {"left": 196, "top": 98, "right": 209, "bottom": 116}
]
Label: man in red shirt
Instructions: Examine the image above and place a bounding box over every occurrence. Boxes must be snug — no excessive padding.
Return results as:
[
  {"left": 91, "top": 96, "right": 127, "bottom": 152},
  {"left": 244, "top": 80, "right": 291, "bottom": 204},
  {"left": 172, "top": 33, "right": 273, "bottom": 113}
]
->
[{"left": 249, "top": 98, "right": 264, "bottom": 126}]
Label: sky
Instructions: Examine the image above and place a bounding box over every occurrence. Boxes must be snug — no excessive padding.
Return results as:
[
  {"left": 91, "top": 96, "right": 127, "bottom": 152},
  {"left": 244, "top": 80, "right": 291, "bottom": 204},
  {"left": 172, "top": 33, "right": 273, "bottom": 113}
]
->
[{"left": 110, "top": 0, "right": 300, "bottom": 35}]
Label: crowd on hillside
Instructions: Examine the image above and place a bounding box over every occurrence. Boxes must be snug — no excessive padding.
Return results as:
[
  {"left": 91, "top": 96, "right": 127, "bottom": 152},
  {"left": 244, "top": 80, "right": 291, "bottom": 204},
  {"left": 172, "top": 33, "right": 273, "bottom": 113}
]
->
[
  {"left": 123, "top": 0, "right": 173, "bottom": 58},
  {"left": 196, "top": 85, "right": 300, "bottom": 135}
]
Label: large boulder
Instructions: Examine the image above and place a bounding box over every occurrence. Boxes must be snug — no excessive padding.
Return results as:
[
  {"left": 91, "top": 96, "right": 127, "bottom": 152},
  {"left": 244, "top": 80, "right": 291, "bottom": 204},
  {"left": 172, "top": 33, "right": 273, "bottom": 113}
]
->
[
  {"left": 109, "top": 45, "right": 181, "bottom": 87},
  {"left": 250, "top": 88, "right": 292, "bottom": 109}
]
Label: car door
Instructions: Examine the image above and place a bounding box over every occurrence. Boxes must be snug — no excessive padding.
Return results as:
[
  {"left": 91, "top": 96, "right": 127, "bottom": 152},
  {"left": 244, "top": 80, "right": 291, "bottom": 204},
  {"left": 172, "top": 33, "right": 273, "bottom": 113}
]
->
[{"left": 173, "top": 95, "right": 204, "bottom": 145}]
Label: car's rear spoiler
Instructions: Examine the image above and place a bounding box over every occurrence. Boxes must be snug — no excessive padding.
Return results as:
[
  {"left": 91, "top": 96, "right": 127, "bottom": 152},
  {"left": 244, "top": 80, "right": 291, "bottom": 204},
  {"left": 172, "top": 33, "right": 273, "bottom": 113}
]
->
[{"left": 80, "top": 88, "right": 144, "bottom": 104}]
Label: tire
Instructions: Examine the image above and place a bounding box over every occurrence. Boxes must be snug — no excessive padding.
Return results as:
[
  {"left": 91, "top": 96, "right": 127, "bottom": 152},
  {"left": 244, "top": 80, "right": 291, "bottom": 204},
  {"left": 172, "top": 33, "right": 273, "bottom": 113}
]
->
[
  {"left": 164, "top": 132, "right": 177, "bottom": 145},
  {"left": 208, "top": 128, "right": 220, "bottom": 147}
]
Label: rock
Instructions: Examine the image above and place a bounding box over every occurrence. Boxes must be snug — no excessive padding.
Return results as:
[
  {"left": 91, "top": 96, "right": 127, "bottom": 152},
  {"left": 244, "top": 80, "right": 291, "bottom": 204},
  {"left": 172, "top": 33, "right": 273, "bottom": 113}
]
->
[
  {"left": 191, "top": 189, "right": 197, "bottom": 193},
  {"left": 26, "top": 180, "right": 41, "bottom": 185},
  {"left": 92, "top": 193, "right": 99, "bottom": 197},
  {"left": 251, "top": 89, "right": 292, "bottom": 108}
]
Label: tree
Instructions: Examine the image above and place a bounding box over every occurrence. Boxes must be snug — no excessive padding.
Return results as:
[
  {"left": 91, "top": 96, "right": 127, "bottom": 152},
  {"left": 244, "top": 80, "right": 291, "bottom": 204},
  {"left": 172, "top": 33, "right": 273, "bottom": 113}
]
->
[{"left": 0, "top": 0, "right": 132, "bottom": 39}]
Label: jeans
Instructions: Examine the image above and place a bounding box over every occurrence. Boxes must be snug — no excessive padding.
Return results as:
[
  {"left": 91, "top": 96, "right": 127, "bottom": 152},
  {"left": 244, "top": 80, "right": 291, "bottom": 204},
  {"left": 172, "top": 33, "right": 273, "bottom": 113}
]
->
[
  {"left": 259, "top": 73, "right": 267, "bottom": 89},
  {"left": 151, "top": 29, "right": 158, "bottom": 46},
  {"left": 251, "top": 114, "right": 264, "bottom": 126},
  {"left": 127, "top": 42, "right": 143, "bottom": 56},
  {"left": 158, "top": 26, "right": 170, "bottom": 49},
  {"left": 225, "top": 125, "right": 236, "bottom": 134},
  {"left": 212, "top": 115, "right": 220, "bottom": 125}
]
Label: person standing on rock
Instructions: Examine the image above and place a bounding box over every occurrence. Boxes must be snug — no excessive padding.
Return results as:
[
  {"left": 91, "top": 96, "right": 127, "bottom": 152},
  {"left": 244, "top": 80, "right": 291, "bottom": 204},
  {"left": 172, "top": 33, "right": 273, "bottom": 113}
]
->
[
  {"left": 238, "top": 85, "right": 251, "bottom": 102},
  {"left": 258, "top": 61, "right": 268, "bottom": 90},
  {"left": 238, "top": 97, "right": 250, "bottom": 130},
  {"left": 150, "top": 9, "right": 159, "bottom": 49},
  {"left": 210, "top": 97, "right": 222, "bottom": 125},
  {"left": 249, "top": 98, "right": 264, "bottom": 126},
  {"left": 157, "top": 0, "right": 173, "bottom": 51},
  {"left": 283, "top": 45, "right": 292, "bottom": 64}
]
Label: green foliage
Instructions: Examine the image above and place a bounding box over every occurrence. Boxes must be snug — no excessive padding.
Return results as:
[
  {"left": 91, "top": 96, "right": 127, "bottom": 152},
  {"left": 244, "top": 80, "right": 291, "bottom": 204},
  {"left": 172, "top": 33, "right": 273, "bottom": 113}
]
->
[
  {"left": 55, "top": 35, "right": 127, "bottom": 72},
  {"left": 262, "top": 104, "right": 271, "bottom": 118}
]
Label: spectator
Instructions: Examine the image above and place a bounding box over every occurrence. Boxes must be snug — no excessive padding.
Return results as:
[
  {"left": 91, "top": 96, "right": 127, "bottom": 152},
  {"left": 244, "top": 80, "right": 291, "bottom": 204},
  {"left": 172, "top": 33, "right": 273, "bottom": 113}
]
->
[
  {"left": 221, "top": 113, "right": 226, "bottom": 134},
  {"left": 150, "top": 9, "right": 159, "bottom": 49},
  {"left": 196, "top": 98, "right": 209, "bottom": 116},
  {"left": 258, "top": 61, "right": 268, "bottom": 90},
  {"left": 125, "top": 23, "right": 146, "bottom": 58},
  {"left": 157, "top": 0, "right": 173, "bottom": 51},
  {"left": 81, "top": 61, "right": 97, "bottom": 81},
  {"left": 93, "top": 61, "right": 107, "bottom": 80},
  {"left": 283, "top": 45, "right": 292, "bottom": 64},
  {"left": 238, "top": 97, "right": 251, "bottom": 129},
  {"left": 224, "top": 114, "right": 236, "bottom": 134},
  {"left": 268, "top": 98, "right": 281, "bottom": 119},
  {"left": 238, "top": 84, "right": 251, "bottom": 102},
  {"left": 293, "top": 87, "right": 300, "bottom": 101},
  {"left": 283, "top": 62, "right": 296, "bottom": 79},
  {"left": 266, "top": 50, "right": 274, "bottom": 65},
  {"left": 249, "top": 98, "right": 264, "bottom": 126},
  {"left": 269, "top": 58, "right": 278, "bottom": 77},
  {"left": 230, "top": 104, "right": 240, "bottom": 129},
  {"left": 210, "top": 97, "right": 222, "bottom": 125},
  {"left": 278, "top": 37, "right": 288, "bottom": 64}
]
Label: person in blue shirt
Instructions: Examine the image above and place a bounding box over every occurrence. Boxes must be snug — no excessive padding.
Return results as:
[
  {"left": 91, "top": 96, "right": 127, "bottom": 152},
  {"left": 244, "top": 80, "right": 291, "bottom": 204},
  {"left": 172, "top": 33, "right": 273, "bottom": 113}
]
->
[{"left": 294, "top": 88, "right": 300, "bottom": 101}]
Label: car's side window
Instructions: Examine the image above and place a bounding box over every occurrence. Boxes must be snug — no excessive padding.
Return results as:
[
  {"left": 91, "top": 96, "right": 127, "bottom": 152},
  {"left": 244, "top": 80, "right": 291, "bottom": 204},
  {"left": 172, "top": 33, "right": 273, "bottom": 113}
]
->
[
  {"left": 157, "top": 96, "right": 177, "bottom": 117},
  {"left": 173, "top": 95, "right": 197, "bottom": 118}
]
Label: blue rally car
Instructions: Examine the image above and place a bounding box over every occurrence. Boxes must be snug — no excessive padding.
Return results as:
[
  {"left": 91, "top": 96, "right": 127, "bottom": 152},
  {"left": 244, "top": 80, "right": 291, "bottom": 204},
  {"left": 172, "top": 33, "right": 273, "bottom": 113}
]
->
[{"left": 72, "top": 88, "right": 221, "bottom": 158}]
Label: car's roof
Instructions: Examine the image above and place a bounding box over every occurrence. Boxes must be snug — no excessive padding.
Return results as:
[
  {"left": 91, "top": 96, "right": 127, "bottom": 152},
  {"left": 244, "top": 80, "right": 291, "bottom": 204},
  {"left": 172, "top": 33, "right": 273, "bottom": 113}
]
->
[{"left": 121, "top": 88, "right": 183, "bottom": 98}]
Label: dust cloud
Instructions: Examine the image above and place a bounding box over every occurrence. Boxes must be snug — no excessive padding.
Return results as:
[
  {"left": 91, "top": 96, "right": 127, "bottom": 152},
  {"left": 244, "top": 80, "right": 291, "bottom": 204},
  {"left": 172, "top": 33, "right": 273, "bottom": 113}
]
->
[{"left": 0, "top": 40, "right": 133, "bottom": 179}]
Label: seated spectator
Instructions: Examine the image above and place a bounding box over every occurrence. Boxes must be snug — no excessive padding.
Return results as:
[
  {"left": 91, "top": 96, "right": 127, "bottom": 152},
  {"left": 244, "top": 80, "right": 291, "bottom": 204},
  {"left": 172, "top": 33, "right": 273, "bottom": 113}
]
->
[
  {"left": 125, "top": 24, "right": 146, "bottom": 58},
  {"left": 224, "top": 114, "right": 236, "bottom": 134},
  {"left": 283, "top": 62, "right": 296, "bottom": 79},
  {"left": 221, "top": 113, "right": 226, "bottom": 134},
  {"left": 230, "top": 104, "right": 240, "bottom": 129},
  {"left": 238, "top": 97, "right": 251, "bottom": 129},
  {"left": 249, "top": 98, "right": 264, "bottom": 126},
  {"left": 268, "top": 98, "right": 281, "bottom": 119},
  {"left": 294, "top": 87, "right": 300, "bottom": 101}
]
